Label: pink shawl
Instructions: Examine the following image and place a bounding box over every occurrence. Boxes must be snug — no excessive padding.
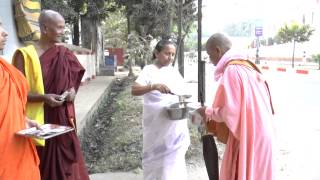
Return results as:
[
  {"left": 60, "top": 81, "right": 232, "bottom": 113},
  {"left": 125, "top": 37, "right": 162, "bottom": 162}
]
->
[{"left": 214, "top": 49, "right": 249, "bottom": 81}]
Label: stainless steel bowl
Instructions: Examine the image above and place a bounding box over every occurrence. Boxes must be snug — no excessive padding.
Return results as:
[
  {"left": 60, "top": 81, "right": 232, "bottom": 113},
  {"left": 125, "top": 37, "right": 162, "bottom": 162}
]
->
[{"left": 166, "top": 102, "right": 188, "bottom": 120}]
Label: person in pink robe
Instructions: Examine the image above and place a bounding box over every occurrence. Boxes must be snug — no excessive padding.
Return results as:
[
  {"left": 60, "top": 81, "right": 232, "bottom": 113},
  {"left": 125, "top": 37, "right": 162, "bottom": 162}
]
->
[{"left": 197, "top": 33, "right": 276, "bottom": 180}]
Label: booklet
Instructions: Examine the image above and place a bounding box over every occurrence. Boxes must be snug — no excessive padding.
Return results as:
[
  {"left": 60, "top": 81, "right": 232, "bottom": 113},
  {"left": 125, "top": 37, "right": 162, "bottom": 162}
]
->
[{"left": 16, "top": 124, "right": 74, "bottom": 139}]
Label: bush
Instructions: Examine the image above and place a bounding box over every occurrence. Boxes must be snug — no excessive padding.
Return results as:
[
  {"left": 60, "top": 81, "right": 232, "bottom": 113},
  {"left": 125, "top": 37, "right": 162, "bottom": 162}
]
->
[
  {"left": 267, "top": 37, "right": 274, "bottom": 46},
  {"left": 311, "top": 54, "right": 320, "bottom": 70}
]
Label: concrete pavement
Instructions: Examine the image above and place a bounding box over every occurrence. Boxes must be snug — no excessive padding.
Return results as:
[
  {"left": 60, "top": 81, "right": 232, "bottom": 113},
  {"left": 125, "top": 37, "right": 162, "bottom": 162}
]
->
[
  {"left": 90, "top": 172, "right": 142, "bottom": 180},
  {"left": 75, "top": 72, "right": 129, "bottom": 134}
]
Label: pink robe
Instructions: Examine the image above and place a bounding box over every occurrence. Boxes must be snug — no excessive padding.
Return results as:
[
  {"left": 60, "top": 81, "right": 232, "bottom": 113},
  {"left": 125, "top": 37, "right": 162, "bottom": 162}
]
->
[{"left": 205, "top": 50, "right": 276, "bottom": 180}]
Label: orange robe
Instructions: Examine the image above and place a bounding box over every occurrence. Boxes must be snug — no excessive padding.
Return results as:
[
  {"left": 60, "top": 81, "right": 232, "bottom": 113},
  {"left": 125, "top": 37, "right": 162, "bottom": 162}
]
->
[{"left": 0, "top": 57, "right": 40, "bottom": 180}]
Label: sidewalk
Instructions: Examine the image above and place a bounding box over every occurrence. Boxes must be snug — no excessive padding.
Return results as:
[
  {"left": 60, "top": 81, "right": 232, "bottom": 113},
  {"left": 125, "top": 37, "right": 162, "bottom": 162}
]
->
[
  {"left": 75, "top": 71, "right": 129, "bottom": 133},
  {"left": 90, "top": 172, "right": 142, "bottom": 180}
]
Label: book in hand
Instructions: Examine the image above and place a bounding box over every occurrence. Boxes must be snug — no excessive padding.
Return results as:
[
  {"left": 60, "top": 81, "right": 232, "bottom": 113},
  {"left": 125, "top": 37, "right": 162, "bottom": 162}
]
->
[{"left": 16, "top": 124, "right": 74, "bottom": 139}]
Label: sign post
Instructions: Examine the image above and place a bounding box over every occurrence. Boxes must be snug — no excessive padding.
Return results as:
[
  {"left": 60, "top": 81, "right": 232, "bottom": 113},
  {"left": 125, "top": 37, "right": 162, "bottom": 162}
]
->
[{"left": 255, "top": 27, "right": 263, "bottom": 64}]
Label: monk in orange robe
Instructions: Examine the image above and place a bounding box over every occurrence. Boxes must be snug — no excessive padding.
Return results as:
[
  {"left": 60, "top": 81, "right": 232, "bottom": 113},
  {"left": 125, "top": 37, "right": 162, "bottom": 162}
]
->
[{"left": 0, "top": 21, "right": 40, "bottom": 180}]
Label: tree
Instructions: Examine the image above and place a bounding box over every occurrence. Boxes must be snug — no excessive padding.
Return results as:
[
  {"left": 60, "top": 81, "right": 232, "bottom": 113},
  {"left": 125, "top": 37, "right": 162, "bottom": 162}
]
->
[
  {"left": 126, "top": 33, "right": 153, "bottom": 76},
  {"left": 116, "top": 0, "right": 196, "bottom": 42},
  {"left": 81, "top": 0, "right": 117, "bottom": 49},
  {"left": 224, "top": 20, "right": 255, "bottom": 37},
  {"left": 175, "top": 0, "right": 197, "bottom": 76},
  {"left": 311, "top": 54, "right": 320, "bottom": 70},
  {"left": 114, "top": 0, "right": 144, "bottom": 77},
  {"left": 275, "top": 23, "right": 314, "bottom": 68},
  {"left": 69, "top": 0, "right": 86, "bottom": 45},
  {"left": 114, "top": 0, "right": 142, "bottom": 35},
  {"left": 113, "top": 0, "right": 197, "bottom": 77},
  {"left": 116, "top": 0, "right": 197, "bottom": 77},
  {"left": 102, "top": 8, "right": 127, "bottom": 48}
]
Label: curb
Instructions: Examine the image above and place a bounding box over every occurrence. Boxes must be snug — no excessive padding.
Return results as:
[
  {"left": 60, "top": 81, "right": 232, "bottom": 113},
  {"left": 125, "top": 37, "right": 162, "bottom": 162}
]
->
[
  {"left": 259, "top": 65, "right": 312, "bottom": 75},
  {"left": 276, "top": 67, "right": 286, "bottom": 72},
  {"left": 295, "top": 69, "right": 309, "bottom": 74}
]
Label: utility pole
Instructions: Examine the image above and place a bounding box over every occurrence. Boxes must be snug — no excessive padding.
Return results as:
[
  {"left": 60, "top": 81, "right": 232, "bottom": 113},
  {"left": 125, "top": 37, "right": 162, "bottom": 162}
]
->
[
  {"left": 177, "top": 0, "right": 184, "bottom": 77},
  {"left": 198, "top": 0, "right": 205, "bottom": 105},
  {"left": 255, "top": 36, "right": 260, "bottom": 64},
  {"left": 292, "top": 39, "right": 296, "bottom": 68},
  {"left": 254, "top": 26, "right": 263, "bottom": 64}
]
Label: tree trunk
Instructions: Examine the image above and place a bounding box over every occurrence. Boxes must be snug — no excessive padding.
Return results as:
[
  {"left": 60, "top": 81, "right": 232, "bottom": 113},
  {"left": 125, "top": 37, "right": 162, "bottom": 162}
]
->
[
  {"left": 126, "top": 11, "right": 133, "bottom": 77},
  {"left": 92, "top": 22, "right": 98, "bottom": 53},
  {"left": 81, "top": 15, "right": 105, "bottom": 75},
  {"left": 81, "top": 15, "right": 93, "bottom": 49},
  {"left": 72, "top": 16, "right": 80, "bottom": 46},
  {"left": 178, "top": 38, "right": 185, "bottom": 77},
  {"left": 198, "top": 0, "right": 205, "bottom": 104},
  {"left": 128, "top": 57, "right": 134, "bottom": 77},
  {"left": 177, "top": 0, "right": 184, "bottom": 77},
  {"left": 163, "top": 0, "right": 173, "bottom": 38},
  {"left": 292, "top": 40, "right": 296, "bottom": 68},
  {"left": 127, "top": 11, "right": 131, "bottom": 35},
  {"left": 96, "top": 25, "right": 104, "bottom": 75}
]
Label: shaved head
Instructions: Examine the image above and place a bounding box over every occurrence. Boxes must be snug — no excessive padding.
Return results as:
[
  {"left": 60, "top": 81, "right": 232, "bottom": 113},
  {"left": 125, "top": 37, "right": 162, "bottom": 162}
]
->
[
  {"left": 39, "top": 10, "right": 64, "bottom": 30},
  {"left": 206, "top": 33, "right": 232, "bottom": 53},
  {"left": 37, "top": 9, "right": 65, "bottom": 43},
  {"left": 205, "top": 33, "right": 232, "bottom": 65}
]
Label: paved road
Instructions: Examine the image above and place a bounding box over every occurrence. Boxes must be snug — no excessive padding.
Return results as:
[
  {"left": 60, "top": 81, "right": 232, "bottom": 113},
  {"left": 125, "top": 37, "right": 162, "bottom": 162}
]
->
[
  {"left": 265, "top": 71, "right": 320, "bottom": 180},
  {"left": 90, "top": 65, "right": 320, "bottom": 180},
  {"left": 186, "top": 63, "right": 320, "bottom": 180}
]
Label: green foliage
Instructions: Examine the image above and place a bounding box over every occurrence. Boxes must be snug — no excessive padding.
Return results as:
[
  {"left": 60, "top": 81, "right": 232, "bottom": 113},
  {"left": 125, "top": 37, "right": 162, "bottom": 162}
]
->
[
  {"left": 115, "top": 0, "right": 197, "bottom": 39},
  {"left": 184, "top": 33, "right": 197, "bottom": 51},
  {"left": 260, "top": 39, "right": 266, "bottom": 46},
  {"left": 224, "top": 21, "right": 255, "bottom": 37},
  {"left": 311, "top": 54, "right": 320, "bottom": 70},
  {"left": 42, "top": 0, "right": 117, "bottom": 23},
  {"left": 112, "top": 0, "right": 197, "bottom": 75},
  {"left": 275, "top": 22, "right": 314, "bottom": 67},
  {"left": 126, "top": 33, "right": 153, "bottom": 67},
  {"left": 41, "top": 0, "right": 79, "bottom": 23},
  {"left": 102, "top": 7, "right": 127, "bottom": 48},
  {"left": 174, "top": 0, "right": 198, "bottom": 35},
  {"left": 275, "top": 23, "right": 314, "bottom": 44},
  {"left": 85, "top": 0, "right": 117, "bottom": 21},
  {"left": 267, "top": 37, "right": 274, "bottom": 46}
]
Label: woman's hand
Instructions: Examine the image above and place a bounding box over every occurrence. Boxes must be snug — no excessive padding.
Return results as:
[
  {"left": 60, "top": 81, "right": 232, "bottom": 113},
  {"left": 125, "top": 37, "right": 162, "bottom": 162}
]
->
[{"left": 152, "top": 83, "right": 171, "bottom": 94}]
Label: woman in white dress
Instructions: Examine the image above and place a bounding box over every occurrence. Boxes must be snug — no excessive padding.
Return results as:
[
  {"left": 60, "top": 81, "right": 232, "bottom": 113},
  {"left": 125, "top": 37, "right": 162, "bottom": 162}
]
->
[{"left": 132, "top": 39, "right": 190, "bottom": 180}]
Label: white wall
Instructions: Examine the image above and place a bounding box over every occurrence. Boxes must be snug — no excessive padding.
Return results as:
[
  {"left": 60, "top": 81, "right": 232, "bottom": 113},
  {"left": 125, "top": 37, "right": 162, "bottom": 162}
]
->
[
  {"left": 0, "top": 0, "right": 23, "bottom": 62},
  {"left": 76, "top": 54, "right": 97, "bottom": 83}
]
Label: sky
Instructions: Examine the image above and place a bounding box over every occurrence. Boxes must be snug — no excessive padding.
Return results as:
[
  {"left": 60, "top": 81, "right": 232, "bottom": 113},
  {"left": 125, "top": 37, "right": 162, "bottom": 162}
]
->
[
  {"left": 201, "top": 0, "right": 318, "bottom": 35},
  {"left": 199, "top": 0, "right": 320, "bottom": 48}
]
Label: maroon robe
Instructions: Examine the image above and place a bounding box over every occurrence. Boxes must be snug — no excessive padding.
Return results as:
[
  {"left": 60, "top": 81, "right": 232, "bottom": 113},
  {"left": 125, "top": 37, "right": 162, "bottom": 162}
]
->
[{"left": 36, "top": 45, "right": 89, "bottom": 180}]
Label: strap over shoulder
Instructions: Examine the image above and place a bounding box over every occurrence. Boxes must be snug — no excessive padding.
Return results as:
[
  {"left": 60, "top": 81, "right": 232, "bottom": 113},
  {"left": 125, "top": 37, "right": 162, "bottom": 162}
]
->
[
  {"left": 226, "top": 59, "right": 262, "bottom": 73},
  {"left": 226, "top": 59, "right": 275, "bottom": 115}
]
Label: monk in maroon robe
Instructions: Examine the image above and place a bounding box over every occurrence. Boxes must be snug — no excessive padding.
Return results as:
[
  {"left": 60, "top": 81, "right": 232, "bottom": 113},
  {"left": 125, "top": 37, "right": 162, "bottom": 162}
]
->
[
  {"left": 13, "top": 10, "right": 90, "bottom": 180},
  {"left": 38, "top": 45, "right": 88, "bottom": 180}
]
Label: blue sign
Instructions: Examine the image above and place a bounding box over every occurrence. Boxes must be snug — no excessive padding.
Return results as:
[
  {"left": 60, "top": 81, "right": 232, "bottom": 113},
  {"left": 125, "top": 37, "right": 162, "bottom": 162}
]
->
[
  {"left": 255, "top": 27, "right": 263, "bottom": 37},
  {"left": 105, "top": 55, "right": 115, "bottom": 66}
]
